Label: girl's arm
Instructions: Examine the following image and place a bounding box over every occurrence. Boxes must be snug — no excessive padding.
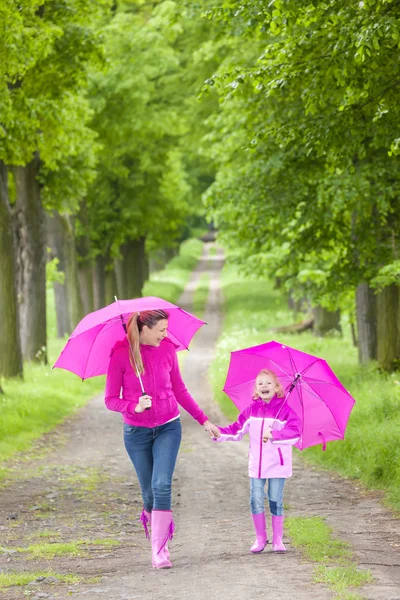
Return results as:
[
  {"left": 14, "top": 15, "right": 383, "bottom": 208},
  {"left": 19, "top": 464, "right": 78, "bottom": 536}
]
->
[
  {"left": 170, "top": 348, "right": 208, "bottom": 426},
  {"left": 215, "top": 406, "right": 251, "bottom": 442},
  {"left": 271, "top": 406, "right": 301, "bottom": 445}
]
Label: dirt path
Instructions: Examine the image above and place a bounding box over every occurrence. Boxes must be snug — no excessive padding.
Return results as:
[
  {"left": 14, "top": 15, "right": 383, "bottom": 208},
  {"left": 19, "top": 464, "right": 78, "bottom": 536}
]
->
[{"left": 0, "top": 243, "right": 399, "bottom": 600}]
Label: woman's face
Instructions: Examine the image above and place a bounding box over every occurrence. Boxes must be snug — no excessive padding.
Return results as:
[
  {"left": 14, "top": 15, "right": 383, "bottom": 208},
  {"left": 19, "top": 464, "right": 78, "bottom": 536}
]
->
[
  {"left": 256, "top": 374, "right": 277, "bottom": 402},
  {"left": 142, "top": 319, "right": 168, "bottom": 346}
]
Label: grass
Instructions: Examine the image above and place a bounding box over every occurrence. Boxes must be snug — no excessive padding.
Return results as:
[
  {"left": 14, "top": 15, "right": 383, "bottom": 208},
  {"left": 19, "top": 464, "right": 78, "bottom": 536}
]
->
[
  {"left": 0, "top": 571, "right": 80, "bottom": 590},
  {"left": 192, "top": 273, "right": 210, "bottom": 319},
  {"left": 286, "top": 516, "right": 373, "bottom": 599},
  {"left": 210, "top": 263, "right": 400, "bottom": 512},
  {"left": 143, "top": 238, "right": 203, "bottom": 303},
  {"left": 0, "top": 237, "right": 203, "bottom": 479},
  {"left": 10, "top": 538, "right": 120, "bottom": 559}
]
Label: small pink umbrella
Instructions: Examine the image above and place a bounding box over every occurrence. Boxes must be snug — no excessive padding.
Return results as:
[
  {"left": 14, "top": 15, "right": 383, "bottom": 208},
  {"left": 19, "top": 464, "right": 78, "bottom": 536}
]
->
[
  {"left": 223, "top": 340, "right": 355, "bottom": 450},
  {"left": 53, "top": 296, "right": 205, "bottom": 380}
]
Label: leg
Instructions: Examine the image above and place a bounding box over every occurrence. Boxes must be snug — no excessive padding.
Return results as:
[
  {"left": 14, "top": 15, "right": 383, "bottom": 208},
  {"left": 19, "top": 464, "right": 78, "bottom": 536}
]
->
[
  {"left": 268, "top": 478, "right": 286, "bottom": 552},
  {"left": 123, "top": 424, "right": 154, "bottom": 512},
  {"left": 151, "top": 419, "right": 182, "bottom": 569},
  {"left": 151, "top": 419, "right": 182, "bottom": 510},
  {"left": 249, "top": 478, "right": 268, "bottom": 553}
]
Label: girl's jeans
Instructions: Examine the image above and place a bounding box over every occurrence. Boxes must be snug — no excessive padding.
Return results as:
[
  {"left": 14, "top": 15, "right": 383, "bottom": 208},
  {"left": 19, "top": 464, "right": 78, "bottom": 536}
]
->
[
  {"left": 250, "top": 477, "right": 285, "bottom": 516},
  {"left": 123, "top": 418, "right": 182, "bottom": 512}
]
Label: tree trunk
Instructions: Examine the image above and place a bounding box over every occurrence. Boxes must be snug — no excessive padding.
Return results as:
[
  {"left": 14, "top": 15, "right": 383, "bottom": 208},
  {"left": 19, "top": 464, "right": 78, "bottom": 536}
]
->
[
  {"left": 114, "top": 257, "right": 125, "bottom": 298},
  {"left": 64, "top": 214, "right": 84, "bottom": 329},
  {"left": 13, "top": 156, "right": 47, "bottom": 363},
  {"left": 120, "top": 238, "right": 146, "bottom": 299},
  {"left": 0, "top": 161, "right": 23, "bottom": 378},
  {"left": 376, "top": 284, "right": 400, "bottom": 371},
  {"left": 47, "top": 211, "right": 71, "bottom": 337},
  {"left": 105, "top": 267, "right": 118, "bottom": 306},
  {"left": 312, "top": 306, "right": 341, "bottom": 337},
  {"left": 92, "top": 255, "right": 106, "bottom": 310},
  {"left": 77, "top": 263, "right": 94, "bottom": 315},
  {"left": 356, "top": 283, "right": 377, "bottom": 363},
  {"left": 76, "top": 199, "right": 93, "bottom": 315}
]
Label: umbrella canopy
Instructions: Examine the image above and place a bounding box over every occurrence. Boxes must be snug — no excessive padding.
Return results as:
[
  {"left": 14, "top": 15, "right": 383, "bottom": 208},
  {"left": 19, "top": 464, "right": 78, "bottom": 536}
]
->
[
  {"left": 223, "top": 340, "right": 355, "bottom": 450},
  {"left": 53, "top": 296, "right": 205, "bottom": 380}
]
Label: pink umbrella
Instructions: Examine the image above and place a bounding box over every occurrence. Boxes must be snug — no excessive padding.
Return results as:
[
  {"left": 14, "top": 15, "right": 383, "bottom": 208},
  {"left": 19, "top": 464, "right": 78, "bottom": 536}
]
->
[
  {"left": 223, "top": 340, "right": 355, "bottom": 450},
  {"left": 53, "top": 296, "right": 205, "bottom": 380}
]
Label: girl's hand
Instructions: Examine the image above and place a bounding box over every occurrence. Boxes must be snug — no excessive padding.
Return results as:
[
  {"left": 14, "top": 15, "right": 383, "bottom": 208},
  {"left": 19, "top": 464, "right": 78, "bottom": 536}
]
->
[
  {"left": 263, "top": 426, "right": 274, "bottom": 443},
  {"left": 135, "top": 394, "right": 152, "bottom": 413},
  {"left": 203, "top": 420, "right": 220, "bottom": 438}
]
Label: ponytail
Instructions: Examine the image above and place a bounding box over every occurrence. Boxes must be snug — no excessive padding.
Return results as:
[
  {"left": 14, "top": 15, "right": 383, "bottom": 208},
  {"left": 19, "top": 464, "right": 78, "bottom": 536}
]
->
[{"left": 127, "top": 313, "right": 143, "bottom": 375}]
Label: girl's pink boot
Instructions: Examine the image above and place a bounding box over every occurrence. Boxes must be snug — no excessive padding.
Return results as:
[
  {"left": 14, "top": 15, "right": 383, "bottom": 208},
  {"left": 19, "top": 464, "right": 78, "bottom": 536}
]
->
[
  {"left": 151, "top": 510, "right": 174, "bottom": 569},
  {"left": 272, "top": 515, "right": 286, "bottom": 552},
  {"left": 250, "top": 512, "right": 268, "bottom": 553}
]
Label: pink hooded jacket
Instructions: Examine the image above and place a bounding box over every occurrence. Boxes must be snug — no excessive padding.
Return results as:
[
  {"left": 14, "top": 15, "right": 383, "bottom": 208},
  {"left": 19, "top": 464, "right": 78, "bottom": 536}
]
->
[
  {"left": 104, "top": 337, "right": 208, "bottom": 427},
  {"left": 215, "top": 396, "right": 301, "bottom": 479}
]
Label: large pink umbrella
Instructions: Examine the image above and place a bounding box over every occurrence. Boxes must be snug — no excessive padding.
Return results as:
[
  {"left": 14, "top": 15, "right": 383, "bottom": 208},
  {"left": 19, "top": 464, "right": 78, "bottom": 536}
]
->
[
  {"left": 53, "top": 296, "right": 205, "bottom": 380},
  {"left": 223, "top": 340, "right": 355, "bottom": 450}
]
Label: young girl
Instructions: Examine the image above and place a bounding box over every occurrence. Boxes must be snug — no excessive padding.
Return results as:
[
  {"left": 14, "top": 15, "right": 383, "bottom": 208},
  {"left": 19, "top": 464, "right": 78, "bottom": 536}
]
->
[{"left": 214, "top": 369, "right": 301, "bottom": 553}]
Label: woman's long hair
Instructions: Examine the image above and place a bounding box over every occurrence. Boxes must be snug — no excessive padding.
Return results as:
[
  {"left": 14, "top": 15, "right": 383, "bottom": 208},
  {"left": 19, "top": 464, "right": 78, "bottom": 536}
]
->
[{"left": 127, "top": 310, "right": 169, "bottom": 375}]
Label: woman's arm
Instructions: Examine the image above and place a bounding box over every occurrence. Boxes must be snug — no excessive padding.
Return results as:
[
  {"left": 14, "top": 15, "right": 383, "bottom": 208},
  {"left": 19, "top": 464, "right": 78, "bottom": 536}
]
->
[
  {"left": 105, "top": 350, "right": 137, "bottom": 414},
  {"left": 170, "top": 348, "right": 208, "bottom": 425}
]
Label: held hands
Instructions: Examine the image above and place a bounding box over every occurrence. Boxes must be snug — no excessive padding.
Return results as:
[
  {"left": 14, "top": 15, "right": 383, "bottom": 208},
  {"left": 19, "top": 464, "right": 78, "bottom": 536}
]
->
[
  {"left": 203, "top": 420, "right": 220, "bottom": 439},
  {"left": 134, "top": 394, "right": 152, "bottom": 413},
  {"left": 263, "top": 426, "right": 274, "bottom": 443}
]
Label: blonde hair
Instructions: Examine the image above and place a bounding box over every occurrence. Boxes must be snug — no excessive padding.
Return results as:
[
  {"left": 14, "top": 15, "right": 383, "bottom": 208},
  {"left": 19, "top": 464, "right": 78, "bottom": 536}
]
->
[
  {"left": 252, "top": 369, "right": 285, "bottom": 399},
  {"left": 127, "top": 309, "right": 169, "bottom": 375}
]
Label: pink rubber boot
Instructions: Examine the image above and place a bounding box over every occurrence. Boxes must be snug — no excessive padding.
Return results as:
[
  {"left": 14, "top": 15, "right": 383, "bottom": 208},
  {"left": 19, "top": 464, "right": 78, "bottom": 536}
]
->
[
  {"left": 151, "top": 510, "right": 174, "bottom": 569},
  {"left": 140, "top": 508, "right": 151, "bottom": 540},
  {"left": 250, "top": 513, "right": 268, "bottom": 553},
  {"left": 272, "top": 515, "right": 286, "bottom": 552}
]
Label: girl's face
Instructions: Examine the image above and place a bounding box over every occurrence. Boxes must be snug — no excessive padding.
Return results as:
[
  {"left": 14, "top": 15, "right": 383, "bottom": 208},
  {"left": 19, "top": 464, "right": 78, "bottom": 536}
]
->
[
  {"left": 141, "top": 319, "right": 168, "bottom": 346},
  {"left": 256, "top": 374, "right": 277, "bottom": 402}
]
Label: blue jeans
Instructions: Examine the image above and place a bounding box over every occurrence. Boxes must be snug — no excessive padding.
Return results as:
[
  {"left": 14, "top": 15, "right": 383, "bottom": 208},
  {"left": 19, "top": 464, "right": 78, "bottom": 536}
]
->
[
  {"left": 123, "top": 418, "right": 182, "bottom": 512},
  {"left": 250, "top": 477, "right": 285, "bottom": 516}
]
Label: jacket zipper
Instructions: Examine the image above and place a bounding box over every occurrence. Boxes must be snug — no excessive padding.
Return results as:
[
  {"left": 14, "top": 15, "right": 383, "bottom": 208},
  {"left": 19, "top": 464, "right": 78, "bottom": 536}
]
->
[{"left": 258, "top": 418, "right": 265, "bottom": 478}]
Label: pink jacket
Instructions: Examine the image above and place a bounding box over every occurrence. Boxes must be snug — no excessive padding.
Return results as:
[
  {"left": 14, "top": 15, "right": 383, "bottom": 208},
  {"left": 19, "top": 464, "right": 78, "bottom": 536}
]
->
[
  {"left": 104, "top": 338, "right": 208, "bottom": 427},
  {"left": 215, "top": 396, "right": 301, "bottom": 479}
]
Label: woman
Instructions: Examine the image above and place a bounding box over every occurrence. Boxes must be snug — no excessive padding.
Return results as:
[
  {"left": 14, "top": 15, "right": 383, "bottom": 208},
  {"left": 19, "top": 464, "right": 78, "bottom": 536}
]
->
[{"left": 105, "top": 309, "right": 219, "bottom": 569}]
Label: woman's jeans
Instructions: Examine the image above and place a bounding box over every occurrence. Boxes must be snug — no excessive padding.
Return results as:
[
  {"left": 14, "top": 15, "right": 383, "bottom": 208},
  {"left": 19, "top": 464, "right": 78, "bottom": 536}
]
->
[
  {"left": 250, "top": 477, "right": 285, "bottom": 516},
  {"left": 124, "top": 418, "right": 182, "bottom": 512}
]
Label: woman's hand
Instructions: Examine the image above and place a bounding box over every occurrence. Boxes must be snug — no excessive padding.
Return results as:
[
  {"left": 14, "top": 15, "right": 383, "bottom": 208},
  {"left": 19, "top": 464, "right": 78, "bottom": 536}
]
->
[
  {"left": 203, "top": 420, "right": 220, "bottom": 438},
  {"left": 263, "top": 426, "right": 274, "bottom": 443},
  {"left": 134, "top": 394, "right": 152, "bottom": 413}
]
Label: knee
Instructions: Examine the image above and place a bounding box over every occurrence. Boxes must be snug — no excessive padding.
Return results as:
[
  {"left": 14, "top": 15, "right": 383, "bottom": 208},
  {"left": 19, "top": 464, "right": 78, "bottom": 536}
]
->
[
  {"left": 153, "top": 475, "right": 172, "bottom": 496},
  {"left": 250, "top": 490, "right": 265, "bottom": 514},
  {"left": 268, "top": 499, "right": 283, "bottom": 516}
]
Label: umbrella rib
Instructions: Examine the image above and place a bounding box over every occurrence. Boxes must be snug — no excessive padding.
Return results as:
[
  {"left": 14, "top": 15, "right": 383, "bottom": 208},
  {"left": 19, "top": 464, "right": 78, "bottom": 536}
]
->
[
  {"left": 298, "top": 381, "right": 346, "bottom": 435},
  {"left": 81, "top": 329, "right": 103, "bottom": 380},
  {"left": 268, "top": 359, "right": 293, "bottom": 379},
  {"left": 286, "top": 347, "right": 300, "bottom": 379}
]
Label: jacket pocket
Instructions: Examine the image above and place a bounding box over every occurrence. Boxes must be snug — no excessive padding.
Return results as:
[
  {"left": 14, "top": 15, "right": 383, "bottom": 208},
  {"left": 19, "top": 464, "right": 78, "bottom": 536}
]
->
[{"left": 277, "top": 447, "right": 284, "bottom": 466}]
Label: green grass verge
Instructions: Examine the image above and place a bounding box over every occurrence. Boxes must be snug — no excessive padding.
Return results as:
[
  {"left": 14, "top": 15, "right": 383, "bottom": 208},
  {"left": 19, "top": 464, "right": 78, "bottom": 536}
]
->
[
  {"left": 143, "top": 238, "right": 203, "bottom": 304},
  {"left": 8, "top": 538, "right": 120, "bottom": 559},
  {"left": 192, "top": 273, "right": 210, "bottom": 320},
  {"left": 0, "top": 572, "right": 81, "bottom": 590},
  {"left": 210, "top": 263, "right": 400, "bottom": 512},
  {"left": 287, "top": 516, "right": 373, "bottom": 600},
  {"left": 0, "top": 238, "right": 203, "bottom": 479}
]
